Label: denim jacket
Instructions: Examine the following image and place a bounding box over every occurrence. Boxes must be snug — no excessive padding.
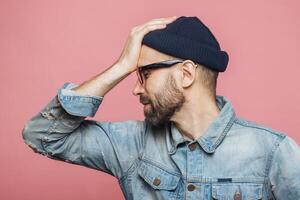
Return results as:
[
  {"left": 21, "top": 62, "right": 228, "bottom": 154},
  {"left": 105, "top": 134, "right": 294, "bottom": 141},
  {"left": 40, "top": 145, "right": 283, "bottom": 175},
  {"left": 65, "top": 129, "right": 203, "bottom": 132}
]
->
[{"left": 22, "top": 82, "right": 300, "bottom": 200}]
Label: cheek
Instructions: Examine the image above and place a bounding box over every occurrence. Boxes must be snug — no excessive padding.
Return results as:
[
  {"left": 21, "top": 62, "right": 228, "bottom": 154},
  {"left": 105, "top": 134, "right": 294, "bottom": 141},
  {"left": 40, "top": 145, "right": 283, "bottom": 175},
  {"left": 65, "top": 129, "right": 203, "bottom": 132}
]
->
[
  {"left": 144, "top": 82, "right": 163, "bottom": 103},
  {"left": 149, "top": 73, "right": 168, "bottom": 89}
]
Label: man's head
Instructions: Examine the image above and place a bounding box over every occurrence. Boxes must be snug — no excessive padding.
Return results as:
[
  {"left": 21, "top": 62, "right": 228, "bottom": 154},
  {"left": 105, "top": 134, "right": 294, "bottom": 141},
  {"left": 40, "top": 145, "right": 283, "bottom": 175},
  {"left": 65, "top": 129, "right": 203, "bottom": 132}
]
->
[
  {"left": 133, "top": 45, "right": 219, "bottom": 127},
  {"left": 132, "top": 16, "right": 228, "bottom": 127}
]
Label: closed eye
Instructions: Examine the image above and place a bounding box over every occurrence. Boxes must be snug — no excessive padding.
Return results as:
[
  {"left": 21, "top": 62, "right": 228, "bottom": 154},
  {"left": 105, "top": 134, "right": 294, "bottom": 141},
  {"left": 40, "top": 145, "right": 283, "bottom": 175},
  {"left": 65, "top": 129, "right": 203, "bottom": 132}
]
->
[
  {"left": 142, "top": 70, "right": 151, "bottom": 79},
  {"left": 144, "top": 72, "right": 150, "bottom": 78}
]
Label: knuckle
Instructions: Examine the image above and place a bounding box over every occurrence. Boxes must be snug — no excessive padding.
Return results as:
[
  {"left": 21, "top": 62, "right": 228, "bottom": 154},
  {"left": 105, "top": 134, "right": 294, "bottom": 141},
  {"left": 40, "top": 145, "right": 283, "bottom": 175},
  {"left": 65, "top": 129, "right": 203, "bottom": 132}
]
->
[
  {"left": 131, "top": 26, "right": 139, "bottom": 33},
  {"left": 144, "top": 26, "right": 151, "bottom": 31},
  {"left": 131, "top": 26, "right": 138, "bottom": 31},
  {"left": 129, "top": 29, "right": 136, "bottom": 36}
]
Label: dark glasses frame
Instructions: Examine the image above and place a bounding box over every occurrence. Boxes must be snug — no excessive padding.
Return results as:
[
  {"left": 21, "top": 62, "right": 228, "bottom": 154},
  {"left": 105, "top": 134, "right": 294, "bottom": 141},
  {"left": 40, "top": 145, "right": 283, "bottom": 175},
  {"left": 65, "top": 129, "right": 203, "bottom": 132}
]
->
[{"left": 136, "top": 59, "right": 185, "bottom": 85}]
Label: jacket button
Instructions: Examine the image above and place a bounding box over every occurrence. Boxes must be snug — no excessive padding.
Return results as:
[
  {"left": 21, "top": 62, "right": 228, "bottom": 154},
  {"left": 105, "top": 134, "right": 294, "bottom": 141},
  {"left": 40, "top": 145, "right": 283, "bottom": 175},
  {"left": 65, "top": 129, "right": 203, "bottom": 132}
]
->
[
  {"left": 187, "top": 184, "right": 196, "bottom": 191},
  {"left": 234, "top": 191, "right": 241, "bottom": 200},
  {"left": 153, "top": 177, "right": 161, "bottom": 186},
  {"left": 188, "top": 143, "right": 197, "bottom": 151}
]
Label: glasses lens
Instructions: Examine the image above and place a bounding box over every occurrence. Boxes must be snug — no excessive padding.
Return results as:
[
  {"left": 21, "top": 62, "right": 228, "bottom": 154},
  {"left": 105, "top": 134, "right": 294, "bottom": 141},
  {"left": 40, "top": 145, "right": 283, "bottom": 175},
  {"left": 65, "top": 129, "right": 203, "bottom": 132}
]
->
[{"left": 136, "top": 60, "right": 183, "bottom": 85}]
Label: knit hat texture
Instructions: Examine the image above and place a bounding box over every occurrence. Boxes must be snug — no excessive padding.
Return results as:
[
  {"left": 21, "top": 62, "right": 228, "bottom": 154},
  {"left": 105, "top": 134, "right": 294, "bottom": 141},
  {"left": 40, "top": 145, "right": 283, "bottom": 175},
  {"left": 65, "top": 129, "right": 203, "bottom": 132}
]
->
[{"left": 142, "top": 16, "right": 229, "bottom": 72}]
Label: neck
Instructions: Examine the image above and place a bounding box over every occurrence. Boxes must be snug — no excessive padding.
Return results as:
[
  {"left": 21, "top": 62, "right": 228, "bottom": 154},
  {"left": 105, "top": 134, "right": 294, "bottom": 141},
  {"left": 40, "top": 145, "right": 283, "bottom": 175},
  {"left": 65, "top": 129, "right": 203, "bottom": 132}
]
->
[{"left": 170, "top": 93, "right": 220, "bottom": 141}]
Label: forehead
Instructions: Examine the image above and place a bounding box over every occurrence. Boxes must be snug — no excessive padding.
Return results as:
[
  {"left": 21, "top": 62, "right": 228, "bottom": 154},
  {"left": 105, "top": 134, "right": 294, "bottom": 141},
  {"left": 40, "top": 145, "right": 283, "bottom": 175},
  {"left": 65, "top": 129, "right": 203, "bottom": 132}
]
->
[{"left": 138, "top": 45, "right": 174, "bottom": 67}]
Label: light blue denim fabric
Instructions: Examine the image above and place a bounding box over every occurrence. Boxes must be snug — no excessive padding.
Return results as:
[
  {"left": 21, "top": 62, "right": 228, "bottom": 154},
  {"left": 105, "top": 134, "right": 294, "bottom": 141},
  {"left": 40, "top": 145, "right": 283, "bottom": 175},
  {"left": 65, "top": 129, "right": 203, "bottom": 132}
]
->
[{"left": 22, "top": 82, "right": 300, "bottom": 200}]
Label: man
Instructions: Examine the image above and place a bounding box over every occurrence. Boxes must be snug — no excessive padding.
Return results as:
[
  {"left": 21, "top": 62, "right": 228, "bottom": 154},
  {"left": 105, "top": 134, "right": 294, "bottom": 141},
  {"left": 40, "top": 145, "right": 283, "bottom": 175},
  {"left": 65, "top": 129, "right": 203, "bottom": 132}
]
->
[{"left": 22, "top": 16, "right": 300, "bottom": 199}]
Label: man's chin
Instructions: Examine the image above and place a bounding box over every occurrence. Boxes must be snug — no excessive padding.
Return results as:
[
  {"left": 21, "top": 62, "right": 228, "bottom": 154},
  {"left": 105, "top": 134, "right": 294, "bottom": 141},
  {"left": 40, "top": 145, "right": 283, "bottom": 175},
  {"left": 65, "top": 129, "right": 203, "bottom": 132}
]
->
[{"left": 145, "top": 116, "right": 168, "bottom": 128}]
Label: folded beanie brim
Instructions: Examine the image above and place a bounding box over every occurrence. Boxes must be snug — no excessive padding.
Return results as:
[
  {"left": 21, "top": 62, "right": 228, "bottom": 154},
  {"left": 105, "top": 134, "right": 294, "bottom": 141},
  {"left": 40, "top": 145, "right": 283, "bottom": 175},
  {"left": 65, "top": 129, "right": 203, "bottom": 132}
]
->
[{"left": 142, "top": 30, "right": 229, "bottom": 72}]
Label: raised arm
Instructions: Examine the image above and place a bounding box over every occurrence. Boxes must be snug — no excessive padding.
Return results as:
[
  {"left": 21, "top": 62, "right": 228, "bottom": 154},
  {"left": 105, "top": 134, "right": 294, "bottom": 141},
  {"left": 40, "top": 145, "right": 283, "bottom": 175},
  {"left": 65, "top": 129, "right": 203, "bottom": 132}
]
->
[{"left": 22, "top": 17, "right": 178, "bottom": 179}]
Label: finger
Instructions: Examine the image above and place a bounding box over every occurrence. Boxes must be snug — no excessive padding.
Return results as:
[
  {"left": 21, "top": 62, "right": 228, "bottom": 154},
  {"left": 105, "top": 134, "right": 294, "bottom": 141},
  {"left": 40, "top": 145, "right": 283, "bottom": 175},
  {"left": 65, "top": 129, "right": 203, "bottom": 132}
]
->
[
  {"left": 145, "top": 16, "right": 177, "bottom": 26},
  {"left": 135, "top": 16, "right": 177, "bottom": 32},
  {"left": 139, "top": 23, "right": 168, "bottom": 36},
  {"left": 133, "top": 16, "right": 176, "bottom": 33},
  {"left": 150, "top": 16, "right": 177, "bottom": 22}
]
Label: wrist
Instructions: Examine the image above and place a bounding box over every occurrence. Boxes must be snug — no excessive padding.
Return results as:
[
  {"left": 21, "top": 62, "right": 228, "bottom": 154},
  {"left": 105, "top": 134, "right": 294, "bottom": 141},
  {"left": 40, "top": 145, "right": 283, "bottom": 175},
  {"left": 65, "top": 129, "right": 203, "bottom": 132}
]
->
[
  {"left": 115, "top": 60, "right": 135, "bottom": 74},
  {"left": 113, "top": 61, "right": 133, "bottom": 75}
]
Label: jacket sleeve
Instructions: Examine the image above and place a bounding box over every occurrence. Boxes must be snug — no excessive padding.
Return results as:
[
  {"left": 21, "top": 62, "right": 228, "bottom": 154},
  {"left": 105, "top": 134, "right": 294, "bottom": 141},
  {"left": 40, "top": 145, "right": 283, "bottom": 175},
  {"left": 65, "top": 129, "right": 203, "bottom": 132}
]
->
[
  {"left": 268, "top": 135, "right": 300, "bottom": 199},
  {"left": 22, "top": 82, "right": 146, "bottom": 179}
]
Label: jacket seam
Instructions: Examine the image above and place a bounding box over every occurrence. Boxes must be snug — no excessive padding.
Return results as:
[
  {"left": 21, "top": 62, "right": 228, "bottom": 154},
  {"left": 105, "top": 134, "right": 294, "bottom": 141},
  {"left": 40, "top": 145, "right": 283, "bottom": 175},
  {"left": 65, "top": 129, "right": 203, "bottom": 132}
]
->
[
  {"left": 140, "top": 156, "right": 181, "bottom": 176},
  {"left": 118, "top": 121, "right": 147, "bottom": 181},
  {"left": 265, "top": 135, "right": 286, "bottom": 180},
  {"left": 119, "top": 157, "right": 140, "bottom": 183},
  {"left": 211, "top": 115, "right": 236, "bottom": 150},
  {"left": 234, "top": 119, "right": 285, "bottom": 138}
]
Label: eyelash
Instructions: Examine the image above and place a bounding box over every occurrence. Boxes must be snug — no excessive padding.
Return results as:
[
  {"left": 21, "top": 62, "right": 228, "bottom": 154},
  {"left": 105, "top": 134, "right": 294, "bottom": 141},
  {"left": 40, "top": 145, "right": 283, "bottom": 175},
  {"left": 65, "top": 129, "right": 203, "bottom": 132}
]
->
[{"left": 143, "top": 71, "right": 150, "bottom": 79}]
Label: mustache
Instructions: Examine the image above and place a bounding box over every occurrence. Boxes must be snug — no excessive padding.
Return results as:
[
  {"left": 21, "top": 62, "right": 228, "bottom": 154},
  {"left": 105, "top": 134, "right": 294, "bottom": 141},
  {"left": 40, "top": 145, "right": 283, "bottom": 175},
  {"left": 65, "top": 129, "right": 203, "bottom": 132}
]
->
[{"left": 140, "top": 96, "right": 151, "bottom": 104}]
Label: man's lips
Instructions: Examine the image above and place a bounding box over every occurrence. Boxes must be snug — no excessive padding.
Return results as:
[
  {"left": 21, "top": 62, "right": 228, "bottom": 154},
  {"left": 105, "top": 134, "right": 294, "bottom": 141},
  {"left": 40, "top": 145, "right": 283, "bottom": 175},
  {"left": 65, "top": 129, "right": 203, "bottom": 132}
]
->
[{"left": 140, "top": 101, "right": 150, "bottom": 105}]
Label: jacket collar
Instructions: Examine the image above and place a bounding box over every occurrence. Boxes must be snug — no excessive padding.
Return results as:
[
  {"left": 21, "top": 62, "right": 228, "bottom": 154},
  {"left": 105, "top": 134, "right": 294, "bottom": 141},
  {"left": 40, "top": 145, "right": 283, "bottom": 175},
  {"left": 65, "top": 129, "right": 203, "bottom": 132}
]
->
[{"left": 166, "top": 95, "right": 236, "bottom": 154}]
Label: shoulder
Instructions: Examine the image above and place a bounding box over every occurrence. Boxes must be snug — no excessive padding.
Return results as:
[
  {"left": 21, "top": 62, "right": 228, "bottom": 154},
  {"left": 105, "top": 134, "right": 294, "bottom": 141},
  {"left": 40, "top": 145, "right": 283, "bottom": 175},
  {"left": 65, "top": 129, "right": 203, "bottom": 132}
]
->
[{"left": 231, "top": 117, "right": 287, "bottom": 143}]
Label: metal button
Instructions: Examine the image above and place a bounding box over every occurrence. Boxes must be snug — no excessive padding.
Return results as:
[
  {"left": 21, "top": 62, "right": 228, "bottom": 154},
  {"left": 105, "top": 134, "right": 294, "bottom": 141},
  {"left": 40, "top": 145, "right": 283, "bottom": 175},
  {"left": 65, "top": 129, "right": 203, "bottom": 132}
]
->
[
  {"left": 187, "top": 184, "right": 196, "bottom": 191},
  {"left": 234, "top": 191, "right": 241, "bottom": 200},
  {"left": 188, "top": 143, "right": 197, "bottom": 151},
  {"left": 153, "top": 177, "right": 161, "bottom": 186},
  {"left": 42, "top": 136, "right": 49, "bottom": 142}
]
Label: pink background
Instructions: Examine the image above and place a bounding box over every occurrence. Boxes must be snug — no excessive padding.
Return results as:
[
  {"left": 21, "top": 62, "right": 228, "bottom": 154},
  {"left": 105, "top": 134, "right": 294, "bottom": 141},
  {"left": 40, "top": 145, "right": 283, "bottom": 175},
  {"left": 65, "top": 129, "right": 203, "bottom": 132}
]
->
[{"left": 1, "top": 0, "right": 299, "bottom": 199}]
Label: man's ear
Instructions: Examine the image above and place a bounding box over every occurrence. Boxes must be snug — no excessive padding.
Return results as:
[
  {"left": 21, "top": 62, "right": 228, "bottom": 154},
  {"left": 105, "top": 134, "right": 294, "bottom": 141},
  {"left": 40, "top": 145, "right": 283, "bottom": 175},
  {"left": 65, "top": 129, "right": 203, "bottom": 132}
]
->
[{"left": 180, "top": 60, "right": 198, "bottom": 88}]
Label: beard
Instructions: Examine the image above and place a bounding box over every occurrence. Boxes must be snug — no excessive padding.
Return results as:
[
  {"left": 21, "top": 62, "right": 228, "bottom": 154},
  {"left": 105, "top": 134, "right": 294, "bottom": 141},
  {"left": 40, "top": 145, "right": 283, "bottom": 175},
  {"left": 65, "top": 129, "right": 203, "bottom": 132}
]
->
[{"left": 141, "top": 74, "right": 186, "bottom": 127}]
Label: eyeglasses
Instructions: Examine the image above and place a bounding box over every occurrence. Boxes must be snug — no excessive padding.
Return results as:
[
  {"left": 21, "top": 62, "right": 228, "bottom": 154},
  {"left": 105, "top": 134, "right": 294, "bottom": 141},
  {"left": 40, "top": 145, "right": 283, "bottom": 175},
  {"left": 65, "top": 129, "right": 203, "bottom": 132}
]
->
[{"left": 136, "top": 59, "right": 185, "bottom": 85}]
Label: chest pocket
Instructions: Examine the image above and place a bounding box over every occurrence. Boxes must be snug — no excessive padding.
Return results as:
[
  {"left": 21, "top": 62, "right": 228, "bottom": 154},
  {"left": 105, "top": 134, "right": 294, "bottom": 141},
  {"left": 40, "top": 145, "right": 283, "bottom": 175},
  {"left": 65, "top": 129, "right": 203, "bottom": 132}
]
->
[
  {"left": 137, "top": 160, "right": 181, "bottom": 191},
  {"left": 212, "top": 183, "right": 263, "bottom": 200}
]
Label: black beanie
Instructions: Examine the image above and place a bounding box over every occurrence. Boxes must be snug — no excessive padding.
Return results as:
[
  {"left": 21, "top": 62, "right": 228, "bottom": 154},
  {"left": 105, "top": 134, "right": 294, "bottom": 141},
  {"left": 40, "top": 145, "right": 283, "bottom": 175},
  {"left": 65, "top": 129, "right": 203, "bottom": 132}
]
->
[{"left": 142, "top": 16, "right": 229, "bottom": 72}]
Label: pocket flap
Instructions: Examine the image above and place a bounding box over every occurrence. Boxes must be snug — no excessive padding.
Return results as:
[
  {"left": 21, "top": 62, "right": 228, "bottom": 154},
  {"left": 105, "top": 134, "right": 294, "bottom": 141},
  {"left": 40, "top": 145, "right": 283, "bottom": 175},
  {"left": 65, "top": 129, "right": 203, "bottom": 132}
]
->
[
  {"left": 212, "top": 183, "right": 263, "bottom": 199},
  {"left": 137, "top": 160, "right": 180, "bottom": 190}
]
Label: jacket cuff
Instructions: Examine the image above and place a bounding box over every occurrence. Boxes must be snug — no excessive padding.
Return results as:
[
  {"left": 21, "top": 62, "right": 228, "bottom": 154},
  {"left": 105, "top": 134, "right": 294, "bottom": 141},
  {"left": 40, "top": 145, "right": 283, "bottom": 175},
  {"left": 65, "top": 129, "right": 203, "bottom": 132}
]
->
[{"left": 57, "top": 82, "right": 103, "bottom": 117}]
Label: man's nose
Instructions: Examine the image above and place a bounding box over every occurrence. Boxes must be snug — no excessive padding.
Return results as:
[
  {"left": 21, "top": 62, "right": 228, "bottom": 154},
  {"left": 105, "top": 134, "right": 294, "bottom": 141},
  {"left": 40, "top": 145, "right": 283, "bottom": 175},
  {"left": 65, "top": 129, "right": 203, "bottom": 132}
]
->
[{"left": 132, "top": 80, "right": 145, "bottom": 96}]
